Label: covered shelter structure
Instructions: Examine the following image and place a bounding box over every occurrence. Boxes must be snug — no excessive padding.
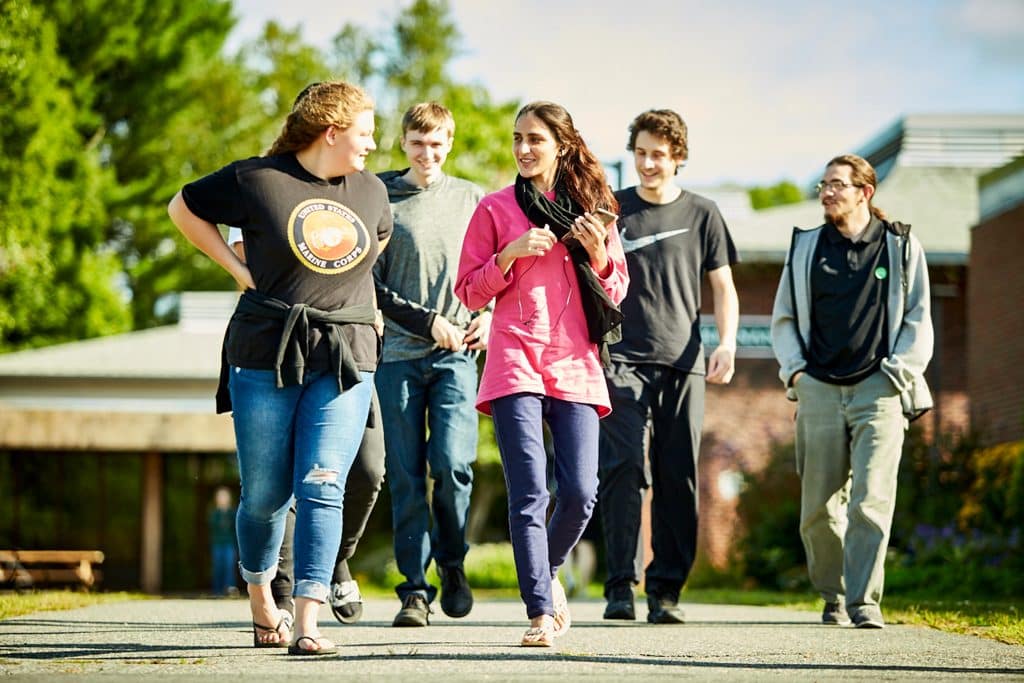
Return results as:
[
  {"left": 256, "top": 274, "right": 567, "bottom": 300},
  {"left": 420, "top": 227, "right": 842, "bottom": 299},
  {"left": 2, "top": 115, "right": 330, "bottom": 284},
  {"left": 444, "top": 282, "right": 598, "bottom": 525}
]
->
[{"left": 0, "top": 292, "right": 237, "bottom": 592}]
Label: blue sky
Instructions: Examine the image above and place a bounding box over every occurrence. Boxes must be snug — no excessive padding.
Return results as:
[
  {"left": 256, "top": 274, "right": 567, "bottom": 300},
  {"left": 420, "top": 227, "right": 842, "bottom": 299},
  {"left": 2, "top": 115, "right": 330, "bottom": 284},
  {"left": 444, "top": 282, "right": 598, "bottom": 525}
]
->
[{"left": 229, "top": 0, "right": 1024, "bottom": 187}]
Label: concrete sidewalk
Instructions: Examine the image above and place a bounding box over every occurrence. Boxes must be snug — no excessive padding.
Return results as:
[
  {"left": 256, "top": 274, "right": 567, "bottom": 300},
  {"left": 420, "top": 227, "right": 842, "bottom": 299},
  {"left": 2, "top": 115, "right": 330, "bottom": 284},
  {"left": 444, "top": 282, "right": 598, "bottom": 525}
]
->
[{"left": 1, "top": 597, "right": 1022, "bottom": 680}]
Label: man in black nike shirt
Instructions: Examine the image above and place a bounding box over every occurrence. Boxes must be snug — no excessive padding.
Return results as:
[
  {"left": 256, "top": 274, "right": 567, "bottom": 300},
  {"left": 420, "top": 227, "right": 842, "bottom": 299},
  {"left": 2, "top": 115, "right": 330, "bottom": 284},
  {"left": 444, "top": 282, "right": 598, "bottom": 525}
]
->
[{"left": 598, "top": 109, "right": 739, "bottom": 624}]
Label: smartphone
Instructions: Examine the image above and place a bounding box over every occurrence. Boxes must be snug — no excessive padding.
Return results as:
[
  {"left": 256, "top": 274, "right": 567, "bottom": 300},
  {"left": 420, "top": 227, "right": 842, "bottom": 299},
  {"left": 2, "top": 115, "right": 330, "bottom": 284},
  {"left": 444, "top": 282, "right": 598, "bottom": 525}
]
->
[
  {"left": 561, "top": 207, "right": 619, "bottom": 242},
  {"left": 591, "top": 207, "right": 618, "bottom": 225}
]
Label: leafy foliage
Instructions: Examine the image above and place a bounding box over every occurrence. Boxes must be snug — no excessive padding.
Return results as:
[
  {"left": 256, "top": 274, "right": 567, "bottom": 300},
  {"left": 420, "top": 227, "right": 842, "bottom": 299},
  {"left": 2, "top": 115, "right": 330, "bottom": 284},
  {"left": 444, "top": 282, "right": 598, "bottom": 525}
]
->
[
  {"left": 0, "top": 0, "right": 129, "bottom": 350},
  {"left": 2, "top": 0, "right": 519, "bottom": 345},
  {"left": 748, "top": 180, "right": 806, "bottom": 210},
  {"left": 733, "top": 427, "right": 1024, "bottom": 599},
  {"left": 732, "top": 440, "right": 808, "bottom": 591},
  {"left": 330, "top": 0, "right": 519, "bottom": 189}
]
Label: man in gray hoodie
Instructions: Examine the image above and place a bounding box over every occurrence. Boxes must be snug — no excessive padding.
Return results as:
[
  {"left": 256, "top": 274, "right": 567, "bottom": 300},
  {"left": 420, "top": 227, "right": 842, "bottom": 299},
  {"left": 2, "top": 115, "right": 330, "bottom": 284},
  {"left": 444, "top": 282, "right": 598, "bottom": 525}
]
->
[
  {"left": 374, "top": 102, "right": 488, "bottom": 627},
  {"left": 770, "top": 153, "right": 933, "bottom": 630}
]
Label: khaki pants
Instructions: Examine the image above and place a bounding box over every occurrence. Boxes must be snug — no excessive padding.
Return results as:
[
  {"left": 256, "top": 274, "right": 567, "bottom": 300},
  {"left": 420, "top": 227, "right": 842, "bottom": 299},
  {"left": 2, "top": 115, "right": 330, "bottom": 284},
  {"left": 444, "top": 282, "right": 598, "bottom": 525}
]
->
[{"left": 794, "top": 370, "right": 905, "bottom": 608}]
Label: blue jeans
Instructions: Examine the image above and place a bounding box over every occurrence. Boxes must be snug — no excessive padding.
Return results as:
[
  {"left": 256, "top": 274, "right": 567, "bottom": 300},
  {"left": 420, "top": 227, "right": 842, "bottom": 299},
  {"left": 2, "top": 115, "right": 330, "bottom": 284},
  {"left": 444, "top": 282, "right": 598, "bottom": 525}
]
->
[
  {"left": 229, "top": 367, "right": 373, "bottom": 602},
  {"left": 376, "top": 350, "right": 478, "bottom": 602},
  {"left": 490, "top": 393, "right": 599, "bottom": 619},
  {"left": 211, "top": 542, "right": 237, "bottom": 595}
]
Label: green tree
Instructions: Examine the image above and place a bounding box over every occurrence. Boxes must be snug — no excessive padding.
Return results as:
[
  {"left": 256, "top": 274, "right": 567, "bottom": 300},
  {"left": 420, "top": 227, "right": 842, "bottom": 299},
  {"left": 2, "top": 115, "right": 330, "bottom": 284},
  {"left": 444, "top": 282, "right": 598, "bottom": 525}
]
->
[
  {"left": 37, "top": 1, "right": 340, "bottom": 327},
  {"left": 331, "top": 0, "right": 519, "bottom": 189},
  {"left": 37, "top": 0, "right": 247, "bottom": 327},
  {"left": 0, "top": 0, "right": 129, "bottom": 351},
  {"left": 748, "top": 180, "right": 806, "bottom": 210},
  {"left": 4, "top": 0, "right": 519, "bottom": 343}
]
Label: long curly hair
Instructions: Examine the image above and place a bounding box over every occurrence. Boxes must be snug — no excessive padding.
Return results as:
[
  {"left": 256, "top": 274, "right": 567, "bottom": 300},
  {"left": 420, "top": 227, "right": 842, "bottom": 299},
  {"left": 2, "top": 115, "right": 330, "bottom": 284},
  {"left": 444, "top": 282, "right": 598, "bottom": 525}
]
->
[
  {"left": 515, "top": 101, "right": 617, "bottom": 214},
  {"left": 267, "top": 81, "right": 374, "bottom": 156}
]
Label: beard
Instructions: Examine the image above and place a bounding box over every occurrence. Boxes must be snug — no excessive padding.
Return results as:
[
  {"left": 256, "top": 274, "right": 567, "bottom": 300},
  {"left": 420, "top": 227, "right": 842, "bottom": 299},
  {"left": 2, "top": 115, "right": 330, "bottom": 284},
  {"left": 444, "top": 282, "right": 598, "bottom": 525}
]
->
[{"left": 823, "top": 203, "right": 848, "bottom": 229}]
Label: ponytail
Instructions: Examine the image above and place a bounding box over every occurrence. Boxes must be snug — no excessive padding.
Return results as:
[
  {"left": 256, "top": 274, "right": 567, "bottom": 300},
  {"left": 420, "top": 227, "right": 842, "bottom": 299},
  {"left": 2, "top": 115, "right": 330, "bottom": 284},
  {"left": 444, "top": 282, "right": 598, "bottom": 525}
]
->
[
  {"left": 827, "top": 153, "right": 885, "bottom": 221},
  {"left": 267, "top": 81, "right": 373, "bottom": 157}
]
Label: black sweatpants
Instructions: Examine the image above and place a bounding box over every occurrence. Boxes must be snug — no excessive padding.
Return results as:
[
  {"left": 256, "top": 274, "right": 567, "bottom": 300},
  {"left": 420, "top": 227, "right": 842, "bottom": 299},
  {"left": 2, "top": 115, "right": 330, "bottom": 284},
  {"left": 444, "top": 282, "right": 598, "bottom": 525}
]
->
[{"left": 597, "top": 361, "right": 704, "bottom": 599}]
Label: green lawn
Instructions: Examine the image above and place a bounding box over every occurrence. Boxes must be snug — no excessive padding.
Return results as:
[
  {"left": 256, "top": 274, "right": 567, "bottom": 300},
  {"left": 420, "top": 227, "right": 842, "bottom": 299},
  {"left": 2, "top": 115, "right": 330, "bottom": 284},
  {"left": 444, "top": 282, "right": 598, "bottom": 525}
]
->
[
  {"left": 682, "top": 588, "right": 1024, "bottom": 646},
  {"left": 0, "top": 590, "right": 148, "bottom": 620}
]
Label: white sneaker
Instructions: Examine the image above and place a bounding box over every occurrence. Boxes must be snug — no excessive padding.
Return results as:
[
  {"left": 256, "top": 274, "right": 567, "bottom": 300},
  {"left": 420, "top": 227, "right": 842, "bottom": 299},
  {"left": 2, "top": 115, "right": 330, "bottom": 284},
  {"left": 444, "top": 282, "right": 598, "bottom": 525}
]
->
[{"left": 330, "top": 579, "right": 363, "bottom": 624}]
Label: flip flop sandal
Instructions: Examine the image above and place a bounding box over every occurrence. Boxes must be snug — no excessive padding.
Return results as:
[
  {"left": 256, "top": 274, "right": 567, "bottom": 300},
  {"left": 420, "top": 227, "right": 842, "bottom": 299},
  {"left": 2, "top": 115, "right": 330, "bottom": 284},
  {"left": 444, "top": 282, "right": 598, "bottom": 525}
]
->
[
  {"left": 551, "top": 577, "right": 571, "bottom": 637},
  {"left": 520, "top": 624, "right": 554, "bottom": 647},
  {"left": 287, "top": 635, "right": 338, "bottom": 656},
  {"left": 252, "top": 609, "right": 293, "bottom": 648}
]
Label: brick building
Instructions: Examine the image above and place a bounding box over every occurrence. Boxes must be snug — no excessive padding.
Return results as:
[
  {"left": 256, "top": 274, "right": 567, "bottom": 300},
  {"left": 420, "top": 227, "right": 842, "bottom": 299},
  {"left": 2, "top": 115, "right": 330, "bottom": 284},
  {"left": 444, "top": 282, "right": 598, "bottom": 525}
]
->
[{"left": 968, "top": 155, "right": 1024, "bottom": 446}]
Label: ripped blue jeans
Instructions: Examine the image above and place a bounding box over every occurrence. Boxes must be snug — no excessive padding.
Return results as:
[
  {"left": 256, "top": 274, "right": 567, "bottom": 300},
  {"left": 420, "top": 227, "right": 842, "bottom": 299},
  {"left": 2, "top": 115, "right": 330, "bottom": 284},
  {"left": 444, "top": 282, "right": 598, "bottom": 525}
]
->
[{"left": 229, "top": 366, "right": 373, "bottom": 602}]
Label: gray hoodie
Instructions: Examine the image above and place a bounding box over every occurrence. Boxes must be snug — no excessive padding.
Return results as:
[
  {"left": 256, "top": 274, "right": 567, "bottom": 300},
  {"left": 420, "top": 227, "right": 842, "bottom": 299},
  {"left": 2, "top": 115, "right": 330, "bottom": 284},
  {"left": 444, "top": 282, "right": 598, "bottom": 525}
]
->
[
  {"left": 770, "top": 222, "right": 934, "bottom": 420},
  {"left": 373, "top": 170, "right": 484, "bottom": 363}
]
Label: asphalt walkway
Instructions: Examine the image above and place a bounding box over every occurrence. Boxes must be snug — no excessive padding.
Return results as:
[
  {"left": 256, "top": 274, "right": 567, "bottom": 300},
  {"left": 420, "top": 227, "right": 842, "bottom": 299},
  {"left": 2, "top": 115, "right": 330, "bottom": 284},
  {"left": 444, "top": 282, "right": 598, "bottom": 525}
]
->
[{"left": 1, "top": 597, "right": 1022, "bottom": 680}]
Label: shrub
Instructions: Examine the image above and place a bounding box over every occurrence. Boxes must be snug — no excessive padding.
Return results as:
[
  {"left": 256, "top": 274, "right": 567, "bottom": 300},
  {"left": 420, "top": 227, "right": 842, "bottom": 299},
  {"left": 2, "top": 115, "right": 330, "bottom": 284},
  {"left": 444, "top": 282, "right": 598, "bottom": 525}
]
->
[
  {"left": 730, "top": 430, "right": 1024, "bottom": 599},
  {"left": 888, "top": 436, "right": 1024, "bottom": 599},
  {"left": 732, "top": 440, "right": 808, "bottom": 591}
]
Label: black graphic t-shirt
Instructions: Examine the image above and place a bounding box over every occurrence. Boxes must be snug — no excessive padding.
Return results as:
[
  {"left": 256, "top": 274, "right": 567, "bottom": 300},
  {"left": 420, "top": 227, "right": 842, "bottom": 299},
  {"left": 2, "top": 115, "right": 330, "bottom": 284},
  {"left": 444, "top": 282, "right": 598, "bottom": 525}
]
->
[
  {"left": 610, "top": 187, "right": 739, "bottom": 373},
  {"left": 182, "top": 153, "right": 392, "bottom": 372}
]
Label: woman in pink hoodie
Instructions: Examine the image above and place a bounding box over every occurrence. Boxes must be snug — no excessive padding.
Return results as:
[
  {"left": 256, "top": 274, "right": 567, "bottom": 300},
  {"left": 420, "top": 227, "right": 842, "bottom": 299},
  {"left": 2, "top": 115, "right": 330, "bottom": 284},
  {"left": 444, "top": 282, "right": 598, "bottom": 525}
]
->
[{"left": 455, "top": 101, "right": 628, "bottom": 647}]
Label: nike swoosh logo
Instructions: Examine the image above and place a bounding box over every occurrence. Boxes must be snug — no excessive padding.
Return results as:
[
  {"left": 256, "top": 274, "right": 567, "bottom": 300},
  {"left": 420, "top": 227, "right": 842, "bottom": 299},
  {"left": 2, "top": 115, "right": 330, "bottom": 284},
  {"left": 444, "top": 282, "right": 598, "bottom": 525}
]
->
[{"left": 620, "top": 228, "right": 690, "bottom": 253}]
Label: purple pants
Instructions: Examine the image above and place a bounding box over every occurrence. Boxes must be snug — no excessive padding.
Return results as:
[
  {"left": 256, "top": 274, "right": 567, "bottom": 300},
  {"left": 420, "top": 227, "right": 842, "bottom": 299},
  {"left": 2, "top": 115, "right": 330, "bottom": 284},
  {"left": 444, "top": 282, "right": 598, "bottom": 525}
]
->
[{"left": 490, "top": 393, "right": 599, "bottom": 618}]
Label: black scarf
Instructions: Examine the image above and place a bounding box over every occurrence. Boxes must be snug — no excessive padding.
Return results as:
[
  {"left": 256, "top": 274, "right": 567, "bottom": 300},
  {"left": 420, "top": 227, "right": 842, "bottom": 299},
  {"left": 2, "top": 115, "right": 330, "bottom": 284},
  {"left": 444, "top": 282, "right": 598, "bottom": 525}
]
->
[{"left": 514, "top": 174, "right": 622, "bottom": 366}]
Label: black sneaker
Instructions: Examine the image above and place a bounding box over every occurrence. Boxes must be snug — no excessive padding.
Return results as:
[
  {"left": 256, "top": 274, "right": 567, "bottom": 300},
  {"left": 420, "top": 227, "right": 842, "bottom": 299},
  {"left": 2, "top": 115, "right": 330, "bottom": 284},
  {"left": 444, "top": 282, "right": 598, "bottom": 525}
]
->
[
  {"left": 646, "top": 594, "right": 686, "bottom": 624},
  {"left": 439, "top": 565, "right": 474, "bottom": 618},
  {"left": 392, "top": 593, "right": 431, "bottom": 627},
  {"left": 603, "top": 585, "right": 636, "bottom": 620},
  {"left": 330, "top": 579, "right": 363, "bottom": 624},
  {"left": 821, "top": 601, "right": 851, "bottom": 626}
]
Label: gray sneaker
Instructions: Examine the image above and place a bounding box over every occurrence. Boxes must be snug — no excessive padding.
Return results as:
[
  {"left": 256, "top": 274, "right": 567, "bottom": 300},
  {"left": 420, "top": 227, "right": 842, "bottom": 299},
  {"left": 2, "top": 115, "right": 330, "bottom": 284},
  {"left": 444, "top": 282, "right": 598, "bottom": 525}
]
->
[
  {"left": 850, "top": 605, "right": 885, "bottom": 629},
  {"left": 822, "top": 601, "right": 851, "bottom": 626},
  {"left": 392, "top": 593, "right": 431, "bottom": 627}
]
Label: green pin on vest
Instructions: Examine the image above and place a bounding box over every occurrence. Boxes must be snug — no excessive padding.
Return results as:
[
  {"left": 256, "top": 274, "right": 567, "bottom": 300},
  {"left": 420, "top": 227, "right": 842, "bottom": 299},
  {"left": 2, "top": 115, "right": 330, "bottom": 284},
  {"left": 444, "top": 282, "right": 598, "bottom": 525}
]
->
[{"left": 874, "top": 266, "right": 888, "bottom": 280}]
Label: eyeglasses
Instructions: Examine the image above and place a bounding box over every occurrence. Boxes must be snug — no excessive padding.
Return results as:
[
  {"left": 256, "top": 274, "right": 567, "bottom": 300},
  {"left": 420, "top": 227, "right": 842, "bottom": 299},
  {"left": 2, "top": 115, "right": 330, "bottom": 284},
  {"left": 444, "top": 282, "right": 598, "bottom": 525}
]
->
[{"left": 816, "top": 180, "right": 861, "bottom": 194}]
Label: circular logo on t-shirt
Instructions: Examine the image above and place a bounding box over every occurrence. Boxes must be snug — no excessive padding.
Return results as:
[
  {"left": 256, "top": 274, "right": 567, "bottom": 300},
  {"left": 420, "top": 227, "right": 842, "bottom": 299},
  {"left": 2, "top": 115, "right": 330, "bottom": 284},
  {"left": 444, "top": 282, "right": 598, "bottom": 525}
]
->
[{"left": 287, "top": 199, "right": 370, "bottom": 274}]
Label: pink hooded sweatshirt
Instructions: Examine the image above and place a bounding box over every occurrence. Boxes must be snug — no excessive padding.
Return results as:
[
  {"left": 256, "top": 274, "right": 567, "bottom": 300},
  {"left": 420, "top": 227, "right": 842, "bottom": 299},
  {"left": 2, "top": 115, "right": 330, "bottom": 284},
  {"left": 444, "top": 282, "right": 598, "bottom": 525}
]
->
[{"left": 455, "top": 185, "right": 629, "bottom": 416}]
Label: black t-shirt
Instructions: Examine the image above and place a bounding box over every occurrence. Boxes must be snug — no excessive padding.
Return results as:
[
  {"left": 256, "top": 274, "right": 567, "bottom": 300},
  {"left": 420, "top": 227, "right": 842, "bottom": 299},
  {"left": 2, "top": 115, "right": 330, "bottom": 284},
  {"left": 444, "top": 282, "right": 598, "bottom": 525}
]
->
[
  {"left": 182, "top": 154, "right": 392, "bottom": 372},
  {"left": 609, "top": 188, "right": 739, "bottom": 373},
  {"left": 806, "top": 219, "right": 888, "bottom": 384}
]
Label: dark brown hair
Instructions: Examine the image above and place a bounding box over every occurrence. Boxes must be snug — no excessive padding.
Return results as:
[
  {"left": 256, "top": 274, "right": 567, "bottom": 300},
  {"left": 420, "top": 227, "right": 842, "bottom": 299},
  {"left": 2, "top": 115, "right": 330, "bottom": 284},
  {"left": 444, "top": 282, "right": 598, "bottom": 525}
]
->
[
  {"left": 827, "top": 153, "right": 886, "bottom": 220},
  {"left": 515, "top": 101, "right": 617, "bottom": 213},
  {"left": 627, "top": 109, "right": 688, "bottom": 163},
  {"left": 267, "top": 81, "right": 374, "bottom": 156}
]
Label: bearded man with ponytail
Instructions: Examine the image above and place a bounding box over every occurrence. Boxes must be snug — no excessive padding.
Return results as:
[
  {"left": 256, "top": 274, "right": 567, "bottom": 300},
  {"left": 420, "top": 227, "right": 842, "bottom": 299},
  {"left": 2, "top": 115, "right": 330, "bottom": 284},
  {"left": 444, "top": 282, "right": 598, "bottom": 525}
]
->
[
  {"left": 168, "top": 81, "right": 392, "bottom": 655},
  {"left": 771, "top": 153, "right": 934, "bottom": 629}
]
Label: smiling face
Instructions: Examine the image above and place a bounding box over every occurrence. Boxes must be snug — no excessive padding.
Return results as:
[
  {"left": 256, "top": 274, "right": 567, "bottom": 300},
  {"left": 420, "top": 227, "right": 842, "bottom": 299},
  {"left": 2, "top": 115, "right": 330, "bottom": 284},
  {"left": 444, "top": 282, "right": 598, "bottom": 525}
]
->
[
  {"left": 332, "top": 108, "right": 377, "bottom": 175},
  {"left": 513, "top": 112, "right": 560, "bottom": 191},
  {"left": 401, "top": 127, "right": 452, "bottom": 187},
  {"left": 633, "top": 130, "right": 682, "bottom": 195}
]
